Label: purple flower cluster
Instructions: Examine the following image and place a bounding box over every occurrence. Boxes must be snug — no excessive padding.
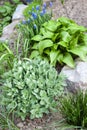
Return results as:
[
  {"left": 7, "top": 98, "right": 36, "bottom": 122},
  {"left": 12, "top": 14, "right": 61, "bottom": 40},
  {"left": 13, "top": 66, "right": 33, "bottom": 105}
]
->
[{"left": 21, "top": 2, "right": 53, "bottom": 30}]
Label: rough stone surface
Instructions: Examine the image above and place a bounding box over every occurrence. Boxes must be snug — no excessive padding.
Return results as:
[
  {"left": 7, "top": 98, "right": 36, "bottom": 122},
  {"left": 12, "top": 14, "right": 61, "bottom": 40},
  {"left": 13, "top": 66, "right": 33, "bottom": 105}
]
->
[
  {"left": 0, "top": 21, "right": 19, "bottom": 44},
  {"left": 12, "top": 4, "right": 27, "bottom": 21},
  {"left": 61, "top": 61, "right": 87, "bottom": 92},
  {"left": 49, "top": 0, "right": 87, "bottom": 27}
]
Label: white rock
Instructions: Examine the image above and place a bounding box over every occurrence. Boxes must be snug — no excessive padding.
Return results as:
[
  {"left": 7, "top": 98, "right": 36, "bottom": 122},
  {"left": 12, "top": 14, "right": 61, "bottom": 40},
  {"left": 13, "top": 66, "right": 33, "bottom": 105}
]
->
[
  {"left": 61, "top": 61, "right": 87, "bottom": 91},
  {"left": 12, "top": 4, "right": 27, "bottom": 21},
  {"left": 17, "top": 122, "right": 23, "bottom": 128}
]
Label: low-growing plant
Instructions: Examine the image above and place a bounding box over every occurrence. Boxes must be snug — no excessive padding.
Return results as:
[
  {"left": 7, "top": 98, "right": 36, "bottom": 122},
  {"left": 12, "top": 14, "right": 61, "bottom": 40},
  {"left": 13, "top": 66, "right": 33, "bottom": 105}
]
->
[
  {"left": 0, "top": 41, "right": 14, "bottom": 77},
  {"left": 59, "top": 90, "right": 87, "bottom": 129},
  {"left": 0, "top": 1, "right": 21, "bottom": 36},
  {"left": 30, "top": 17, "right": 87, "bottom": 68},
  {"left": 18, "top": 2, "right": 52, "bottom": 57},
  {"left": 1, "top": 58, "right": 65, "bottom": 120}
]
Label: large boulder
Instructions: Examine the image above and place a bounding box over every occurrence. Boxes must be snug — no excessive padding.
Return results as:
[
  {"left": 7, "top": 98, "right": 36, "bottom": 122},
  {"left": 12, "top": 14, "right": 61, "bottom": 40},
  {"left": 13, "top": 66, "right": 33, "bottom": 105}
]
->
[
  {"left": 52, "top": 0, "right": 87, "bottom": 27},
  {"left": 12, "top": 4, "right": 27, "bottom": 21},
  {"left": 61, "top": 61, "right": 87, "bottom": 92}
]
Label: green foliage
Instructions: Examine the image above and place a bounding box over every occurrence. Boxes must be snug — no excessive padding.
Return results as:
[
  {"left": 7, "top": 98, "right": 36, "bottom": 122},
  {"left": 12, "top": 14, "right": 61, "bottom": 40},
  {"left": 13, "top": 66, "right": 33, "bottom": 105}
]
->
[
  {"left": 18, "top": 3, "right": 52, "bottom": 57},
  {"left": 30, "top": 17, "right": 87, "bottom": 68},
  {"left": 0, "top": 105, "right": 19, "bottom": 130},
  {"left": 1, "top": 58, "right": 65, "bottom": 120},
  {"left": 23, "top": 1, "right": 43, "bottom": 18},
  {"left": 59, "top": 90, "right": 87, "bottom": 129},
  {"left": 0, "top": 1, "right": 20, "bottom": 36},
  {"left": 0, "top": 41, "right": 14, "bottom": 77},
  {"left": 60, "top": 0, "right": 64, "bottom": 4}
]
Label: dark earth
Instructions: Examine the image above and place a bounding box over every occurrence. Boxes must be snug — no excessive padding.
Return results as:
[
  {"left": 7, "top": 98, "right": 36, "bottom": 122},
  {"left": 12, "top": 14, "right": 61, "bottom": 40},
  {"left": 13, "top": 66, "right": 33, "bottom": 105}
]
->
[{"left": 0, "top": 0, "right": 87, "bottom": 129}]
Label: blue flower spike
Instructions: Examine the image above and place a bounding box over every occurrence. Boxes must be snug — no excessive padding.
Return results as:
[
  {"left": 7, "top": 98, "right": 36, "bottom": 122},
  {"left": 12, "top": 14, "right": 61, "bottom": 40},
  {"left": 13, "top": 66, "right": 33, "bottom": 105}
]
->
[
  {"left": 32, "top": 6, "right": 34, "bottom": 10},
  {"left": 33, "top": 24, "right": 37, "bottom": 29},
  {"left": 40, "top": 9, "right": 46, "bottom": 16},
  {"left": 26, "top": 0, "right": 32, "bottom": 3},
  {"left": 43, "top": 2, "right": 46, "bottom": 8},
  {"left": 22, "top": 20, "right": 27, "bottom": 24},
  {"left": 27, "top": 19, "right": 30, "bottom": 24},
  {"left": 32, "top": 12, "right": 37, "bottom": 19},
  {"left": 36, "top": 5, "right": 40, "bottom": 10},
  {"left": 50, "top": 2, "right": 53, "bottom": 7}
]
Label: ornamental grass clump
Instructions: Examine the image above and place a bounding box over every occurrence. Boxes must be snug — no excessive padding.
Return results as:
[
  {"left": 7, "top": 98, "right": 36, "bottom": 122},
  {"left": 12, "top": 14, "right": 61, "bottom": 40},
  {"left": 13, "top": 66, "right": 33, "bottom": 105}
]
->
[
  {"left": 18, "top": 2, "right": 52, "bottom": 58},
  {"left": 1, "top": 58, "right": 65, "bottom": 120},
  {"left": 59, "top": 90, "right": 87, "bottom": 129},
  {"left": 30, "top": 17, "right": 87, "bottom": 68}
]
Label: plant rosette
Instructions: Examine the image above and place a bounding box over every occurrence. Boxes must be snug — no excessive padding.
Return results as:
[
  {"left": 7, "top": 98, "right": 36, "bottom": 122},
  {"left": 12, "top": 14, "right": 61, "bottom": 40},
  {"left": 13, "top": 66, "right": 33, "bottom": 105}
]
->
[{"left": 30, "top": 17, "right": 87, "bottom": 68}]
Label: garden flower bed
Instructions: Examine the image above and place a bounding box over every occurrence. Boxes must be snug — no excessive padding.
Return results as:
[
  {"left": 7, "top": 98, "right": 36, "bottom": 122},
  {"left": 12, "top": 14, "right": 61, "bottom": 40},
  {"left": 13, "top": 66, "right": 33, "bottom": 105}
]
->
[{"left": 0, "top": 0, "right": 87, "bottom": 130}]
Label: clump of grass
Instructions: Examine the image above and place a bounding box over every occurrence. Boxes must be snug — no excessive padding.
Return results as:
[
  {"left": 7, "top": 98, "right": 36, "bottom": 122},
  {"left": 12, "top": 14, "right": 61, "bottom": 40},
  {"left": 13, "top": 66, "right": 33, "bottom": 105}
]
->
[
  {"left": 0, "top": 106, "right": 19, "bottom": 130},
  {"left": 59, "top": 90, "right": 87, "bottom": 129}
]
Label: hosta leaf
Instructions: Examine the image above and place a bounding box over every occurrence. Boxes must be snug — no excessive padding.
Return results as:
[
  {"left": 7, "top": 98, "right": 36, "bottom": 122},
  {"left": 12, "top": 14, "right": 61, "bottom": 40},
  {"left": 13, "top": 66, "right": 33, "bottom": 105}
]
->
[
  {"left": 43, "top": 20, "right": 59, "bottom": 32},
  {"left": 50, "top": 50, "right": 59, "bottom": 65},
  {"left": 32, "top": 35, "right": 43, "bottom": 41},
  {"left": 53, "top": 44, "right": 58, "bottom": 50},
  {"left": 69, "top": 47, "right": 87, "bottom": 61},
  {"left": 32, "top": 43, "right": 38, "bottom": 49},
  {"left": 44, "top": 49, "right": 50, "bottom": 55},
  {"left": 62, "top": 53, "right": 75, "bottom": 68},
  {"left": 43, "top": 31, "right": 54, "bottom": 39},
  {"left": 40, "top": 27, "right": 46, "bottom": 35},
  {"left": 69, "top": 36, "right": 79, "bottom": 48},
  {"left": 57, "top": 52, "right": 63, "bottom": 64},
  {"left": 57, "top": 41, "right": 67, "bottom": 48},
  {"left": 52, "top": 33, "right": 59, "bottom": 42},
  {"left": 68, "top": 24, "right": 87, "bottom": 34},
  {"left": 30, "top": 51, "right": 39, "bottom": 59},
  {"left": 60, "top": 31, "right": 71, "bottom": 43},
  {"left": 38, "top": 40, "right": 53, "bottom": 54},
  {"left": 57, "top": 17, "right": 75, "bottom": 25}
]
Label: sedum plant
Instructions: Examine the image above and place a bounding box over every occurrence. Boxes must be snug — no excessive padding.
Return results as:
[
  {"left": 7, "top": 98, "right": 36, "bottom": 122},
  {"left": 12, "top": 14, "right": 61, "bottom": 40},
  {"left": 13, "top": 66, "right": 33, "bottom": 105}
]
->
[
  {"left": 59, "top": 90, "right": 87, "bottom": 129},
  {"left": 30, "top": 17, "right": 87, "bottom": 68},
  {"left": 1, "top": 58, "right": 65, "bottom": 120}
]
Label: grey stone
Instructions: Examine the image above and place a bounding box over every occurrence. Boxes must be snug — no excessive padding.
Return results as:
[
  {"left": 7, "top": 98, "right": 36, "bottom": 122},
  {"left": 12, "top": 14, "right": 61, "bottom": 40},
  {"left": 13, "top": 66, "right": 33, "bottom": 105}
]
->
[
  {"left": 0, "top": 21, "right": 19, "bottom": 44},
  {"left": 12, "top": 4, "right": 27, "bottom": 21},
  {"left": 51, "top": 0, "right": 87, "bottom": 27},
  {"left": 17, "top": 122, "right": 24, "bottom": 128},
  {"left": 61, "top": 61, "right": 87, "bottom": 92}
]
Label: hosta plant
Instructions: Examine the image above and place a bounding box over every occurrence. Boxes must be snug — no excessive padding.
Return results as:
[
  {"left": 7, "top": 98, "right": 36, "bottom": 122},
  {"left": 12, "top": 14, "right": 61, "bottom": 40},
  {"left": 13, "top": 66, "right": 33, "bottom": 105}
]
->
[
  {"left": 30, "top": 17, "right": 87, "bottom": 68},
  {"left": 59, "top": 90, "right": 87, "bottom": 129},
  {"left": 1, "top": 58, "right": 65, "bottom": 120}
]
